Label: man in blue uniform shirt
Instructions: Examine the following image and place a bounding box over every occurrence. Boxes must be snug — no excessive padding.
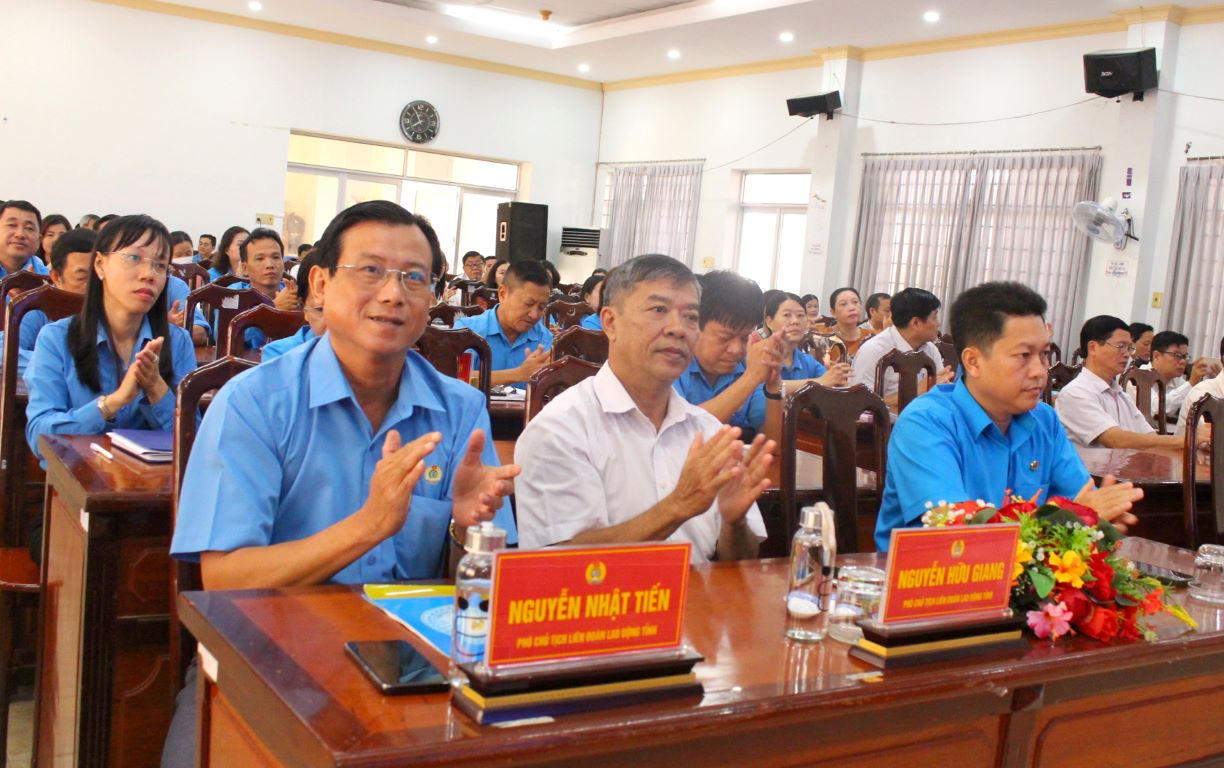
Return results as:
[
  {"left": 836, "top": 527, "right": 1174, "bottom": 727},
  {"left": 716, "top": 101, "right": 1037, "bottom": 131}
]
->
[
  {"left": 164, "top": 200, "right": 518, "bottom": 767},
  {"left": 454, "top": 259, "right": 552, "bottom": 388},
  {"left": 0, "top": 200, "right": 51, "bottom": 278},
  {"left": 875, "top": 281, "right": 1141, "bottom": 551}
]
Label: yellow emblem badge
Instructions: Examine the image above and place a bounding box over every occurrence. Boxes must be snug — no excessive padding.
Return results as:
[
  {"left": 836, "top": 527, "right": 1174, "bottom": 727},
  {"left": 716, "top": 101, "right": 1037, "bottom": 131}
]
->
[
  {"left": 425, "top": 465, "right": 443, "bottom": 484},
  {"left": 585, "top": 561, "right": 607, "bottom": 585}
]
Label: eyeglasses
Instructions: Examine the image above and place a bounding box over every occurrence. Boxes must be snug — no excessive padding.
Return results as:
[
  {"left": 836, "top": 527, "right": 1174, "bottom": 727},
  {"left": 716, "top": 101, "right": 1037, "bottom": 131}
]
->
[
  {"left": 334, "top": 263, "right": 432, "bottom": 294},
  {"left": 109, "top": 251, "right": 169, "bottom": 276},
  {"left": 1162, "top": 351, "right": 1191, "bottom": 362},
  {"left": 1102, "top": 341, "right": 1136, "bottom": 355}
]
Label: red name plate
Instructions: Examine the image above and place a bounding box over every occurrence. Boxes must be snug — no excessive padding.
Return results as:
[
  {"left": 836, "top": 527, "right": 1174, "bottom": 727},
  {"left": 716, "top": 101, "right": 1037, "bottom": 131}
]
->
[
  {"left": 880, "top": 524, "right": 1020, "bottom": 624},
  {"left": 486, "top": 543, "right": 691, "bottom": 667}
]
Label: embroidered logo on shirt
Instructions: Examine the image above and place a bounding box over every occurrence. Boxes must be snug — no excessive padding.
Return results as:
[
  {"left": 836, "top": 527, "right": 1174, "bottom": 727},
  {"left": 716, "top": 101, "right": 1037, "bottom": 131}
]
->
[{"left": 425, "top": 465, "right": 443, "bottom": 484}]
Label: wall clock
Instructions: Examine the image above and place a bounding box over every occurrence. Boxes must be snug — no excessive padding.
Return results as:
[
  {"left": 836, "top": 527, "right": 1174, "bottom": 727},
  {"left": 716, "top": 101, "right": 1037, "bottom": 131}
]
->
[{"left": 400, "top": 100, "right": 439, "bottom": 144}]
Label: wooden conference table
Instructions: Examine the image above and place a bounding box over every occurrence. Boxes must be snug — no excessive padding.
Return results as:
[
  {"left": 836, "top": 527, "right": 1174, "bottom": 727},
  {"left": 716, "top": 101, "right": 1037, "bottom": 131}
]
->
[{"left": 178, "top": 537, "right": 1224, "bottom": 767}]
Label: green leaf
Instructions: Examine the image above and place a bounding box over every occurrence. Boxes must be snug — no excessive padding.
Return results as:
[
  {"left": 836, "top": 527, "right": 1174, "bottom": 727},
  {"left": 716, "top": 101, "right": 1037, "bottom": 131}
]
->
[
  {"left": 1031, "top": 569, "right": 1055, "bottom": 598},
  {"left": 970, "top": 507, "right": 998, "bottom": 526},
  {"left": 1097, "top": 518, "right": 1121, "bottom": 547}
]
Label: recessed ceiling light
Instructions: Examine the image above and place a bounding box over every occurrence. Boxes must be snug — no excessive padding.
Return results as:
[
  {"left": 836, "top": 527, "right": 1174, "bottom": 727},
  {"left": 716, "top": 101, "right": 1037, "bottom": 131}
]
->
[
  {"left": 779, "top": 31, "right": 794, "bottom": 43},
  {"left": 667, "top": 48, "right": 681, "bottom": 60},
  {"left": 248, "top": 0, "right": 262, "bottom": 10},
  {"left": 578, "top": 63, "right": 590, "bottom": 73},
  {"left": 923, "top": 9, "right": 940, "bottom": 22},
  {"left": 425, "top": 34, "right": 439, "bottom": 44}
]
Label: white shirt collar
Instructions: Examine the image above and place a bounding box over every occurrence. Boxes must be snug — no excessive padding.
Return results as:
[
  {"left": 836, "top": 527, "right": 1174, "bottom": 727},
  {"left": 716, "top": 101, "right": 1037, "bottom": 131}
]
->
[{"left": 592, "top": 363, "right": 701, "bottom": 434}]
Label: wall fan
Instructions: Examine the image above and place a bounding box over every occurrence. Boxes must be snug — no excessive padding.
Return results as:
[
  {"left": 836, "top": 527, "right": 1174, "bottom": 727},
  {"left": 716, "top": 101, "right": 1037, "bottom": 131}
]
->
[{"left": 1071, "top": 198, "right": 1139, "bottom": 250}]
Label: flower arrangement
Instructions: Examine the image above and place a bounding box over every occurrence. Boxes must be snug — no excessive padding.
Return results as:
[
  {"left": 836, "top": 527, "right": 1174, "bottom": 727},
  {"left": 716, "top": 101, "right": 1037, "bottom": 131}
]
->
[{"left": 922, "top": 494, "right": 1194, "bottom": 642}]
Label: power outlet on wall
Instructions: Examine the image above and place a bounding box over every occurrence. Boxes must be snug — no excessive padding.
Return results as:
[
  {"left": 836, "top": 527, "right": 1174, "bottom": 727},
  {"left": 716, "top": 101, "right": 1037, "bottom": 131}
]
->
[
  {"left": 1152, "top": 291, "right": 1163, "bottom": 309},
  {"left": 255, "top": 212, "right": 275, "bottom": 226},
  {"left": 701, "top": 257, "right": 715, "bottom": 269}
]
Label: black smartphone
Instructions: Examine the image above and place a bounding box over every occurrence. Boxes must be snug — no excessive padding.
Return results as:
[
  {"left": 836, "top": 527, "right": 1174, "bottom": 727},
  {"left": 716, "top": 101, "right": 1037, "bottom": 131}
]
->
[{"left": 345, "top": 640, "right": 450, "bottom": 695}]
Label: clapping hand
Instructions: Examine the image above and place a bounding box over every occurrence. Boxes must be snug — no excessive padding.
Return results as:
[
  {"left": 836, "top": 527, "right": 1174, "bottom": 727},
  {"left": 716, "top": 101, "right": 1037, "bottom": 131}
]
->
[
  {"left": 131, "top": 337, "right": 169, "bottom": 403},
  {"left": 717, "top": 432, "right": 775, "bottom": 525},
  {"left": 359, "top": 430, "right": 441, "bottom": 541},
  {"left": 451, "top": 429, "right": 520, "bottom": 529},
  {"left": 168, "top": 300, "right": 187, "bottom": 328},
  {"left": 1074, "top": 474, "right": 1141, "bottom": 534}
]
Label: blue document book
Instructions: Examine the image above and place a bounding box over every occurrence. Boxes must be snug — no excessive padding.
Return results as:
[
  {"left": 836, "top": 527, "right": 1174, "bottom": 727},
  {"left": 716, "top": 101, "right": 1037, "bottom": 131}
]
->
[
  {"left": 107, "top": 429, "right": 173, "bottom": 463},
  {"left": 363, "top": 584, "right": 454, "bottom": 656}
]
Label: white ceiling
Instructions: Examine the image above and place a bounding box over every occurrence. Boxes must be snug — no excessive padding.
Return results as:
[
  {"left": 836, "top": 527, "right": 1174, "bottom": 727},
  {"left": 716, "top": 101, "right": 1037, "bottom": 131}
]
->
[{"left": 156, "top": 0, "right": 1221, "bottom": 83}]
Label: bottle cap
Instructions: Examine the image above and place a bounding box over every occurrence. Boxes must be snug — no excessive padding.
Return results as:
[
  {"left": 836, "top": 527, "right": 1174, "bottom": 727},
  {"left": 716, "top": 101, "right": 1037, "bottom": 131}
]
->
[
  {"left": 464, "top": 520, "right": 507, "bottom": 553},
  {"left": 799, "top": 502, "right": 832, "bottom": 531}
]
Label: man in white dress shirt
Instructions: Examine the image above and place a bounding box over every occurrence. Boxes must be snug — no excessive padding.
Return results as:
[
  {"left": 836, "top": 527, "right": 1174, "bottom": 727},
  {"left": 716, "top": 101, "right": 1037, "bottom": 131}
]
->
[
  {"left": 1177, "top": 335, "right": 1224, "bottom": 435},
  {"left": 1057, "top": 316, "right": 1202, "bottom": 449},
  {"left": 515, "top": 254, "right": 773, "bottom": 563},
  {"left": 851, "top": 287, "right": 954, "bottom": 406},
  {"left": 1126, "top": 330, "right": 1220, "bottom": 426}
]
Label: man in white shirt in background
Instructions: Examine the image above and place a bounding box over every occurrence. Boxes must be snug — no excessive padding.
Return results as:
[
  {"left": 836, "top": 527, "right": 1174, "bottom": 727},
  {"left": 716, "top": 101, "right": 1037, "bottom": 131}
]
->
[
  {"left": 1127, "top": 330, "right": 1220, "bottom": 426},
  {"left": 851, "top": 287, "right": 954, "bottom": 408},
  {"left": 1177, "top": 334, "right": 1224, "bottom": 435},
  {"left": 1057, "top": 315, "right": 1204, "bottom": 449},
  {"left": 514, "top": 254, "right": 772, "bottom": 564}
]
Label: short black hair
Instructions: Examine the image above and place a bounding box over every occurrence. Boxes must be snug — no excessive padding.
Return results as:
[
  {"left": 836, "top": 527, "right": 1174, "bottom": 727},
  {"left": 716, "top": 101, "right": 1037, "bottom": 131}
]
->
[
  {"left": 38, "top": 214, "right": 71, "bottom": 258},
  {"left": 297, "top": 242, "right": 312, "bottom": 256},
  {"left": 239, "top": 228, "right": 284, "bottom": 261},
  {"left": 484, "top": 255, "right": 498, "bottom": 264},
  {"left": 417, "top": 215, "right": 445, "bottom": 280},
  {"left": 800, "top": 293, "right": 819, "bottom": 309},
  {"left": 761, "top": 290, "right": 785, "bottom": 321},
  {"left": 1, "top": 200, "right": 42, "bottom": 227},
  {"left": 829, "top": 286, "right": 860, "bottom": 309},
  {"left": 602, "top": 254, "right": 697, "bottom": 310},
  {"left": 1079, "top": 315, "right": 1130, "bottom": 359},
  {"left": 949, "top": 281, "right": 1046, "bottom": 358},
  {"left": 765, "top": 291, "right": 802, "bottom": 319},
  {"left": 95, "top": 214, "right": 118, "bottom": 229},
  {"left": 170, "top": 230, "right": 192, "bottom": 248},
  {"left": 542, "top": 260, "right": 561, "bottom": 288},
  {"left": 296, "top": 249, "right": 323, "bottom": 302},
  {"left": 503, "top": 260, "right": 552, "bottom": 290},
  {"left": 484, "top": 257, "right": 508, "bottom": 288},
  {"left": 199, "top": 233, "right": 216, "bottom": 246},
  {"left": 698, "top": 270, "right": 763, "bottom": 331},
  {"left": 866, "top": 292, "right": 891, "bottom": 314},
  {"left": 1151, "top": 330, "right": 1189, "bottom": 354},
  {"left": 592, "top": 268, "right": 608, "bottom": 276},
  {"left": 891, "top": 288, "right": 941, "bottom": 329},
  {"left": 50, "top": 228, "right": 96, "bottom": 274},
  {"left": 581, "top": 273, "right": 605, "bottom": 304},
  {"left": 314, "top": 200, "right": 424, "bottom": 273},
  {"left": 461, "top": 250, "right": 483, "bottom": 265},
  {"left": 213, "top": 225, "right": 249, "bottom": 274},
  {"left": 1128, "top": 322, "right": 1153, "bottom": 342}
]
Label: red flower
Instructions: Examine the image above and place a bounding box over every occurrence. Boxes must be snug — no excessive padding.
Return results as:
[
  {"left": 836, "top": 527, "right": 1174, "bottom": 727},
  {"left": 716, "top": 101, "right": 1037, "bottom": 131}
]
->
[
  {"left": 1057, "top": 587, "right": 1093, "bottom": 624},
  {"left": 1078, "top": 605, "right": 1120, "bottom": 641},
  {"left": 991, "top": 499, "right": 1036, "bottom": 523},
  {"left": 1140, "top": 586, "right": 1164, "bottom": 615},
  {"left": 1117, "top": 606, "right": 1143, "bottom": 641},
  {"left": 1085, "top": 552, "right": 1116, "bottom": 602},
  {"left": 1049, "top": 496, "right": 1099, "bottom": 527}
]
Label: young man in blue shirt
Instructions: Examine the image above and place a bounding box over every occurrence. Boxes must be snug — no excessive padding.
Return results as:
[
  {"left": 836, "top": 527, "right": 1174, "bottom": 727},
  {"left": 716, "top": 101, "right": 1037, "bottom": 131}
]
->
[
  {"left": 0, "top": 200, "right": 51, "bottom": 278},
  {"left": 164, "top": 201, "right": 519, "bottom": 766},
  {"left": 454, "top": 259, "right": 553, "bottom": 387},
  {"left": 875, "top": 281, "right": 1141, "bottom": 552}
]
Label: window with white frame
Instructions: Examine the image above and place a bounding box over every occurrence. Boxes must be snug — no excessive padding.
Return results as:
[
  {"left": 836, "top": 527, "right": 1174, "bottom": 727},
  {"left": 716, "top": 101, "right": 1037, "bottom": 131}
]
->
[
  {"left": 283, "top": 133, "right": 519, "bottom": 270},
  {"left": 733, "top": 172, "right": 810, "bottom": 290}
]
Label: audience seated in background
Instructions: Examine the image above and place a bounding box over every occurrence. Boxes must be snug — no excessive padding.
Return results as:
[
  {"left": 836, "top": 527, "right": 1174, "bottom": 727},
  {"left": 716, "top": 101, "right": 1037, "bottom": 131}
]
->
[
  {"left": 197, "top": 233, "right": 215, "bottom": 262},
  {"left": 579, "top": 272, "right": 606, "bottom": 331},
  {"left": 25, "top": 215, "right": 196, "bottom": 468},
  {"left": 672, "top": 270, "right": 781, "bottom": 436},
  {"left": 77, "top": 213, "right": 100, "bottom": 231},
  {"left": 1129, "top": 322, "right": 1154, "bottom": 366},
  {"left": 484, "top": 257, "right": 509, "bottom": 290},
  {"left": 0, "top": 200, "right": 52, "bottom": 278},
  {"left": 515, "top": 254, "right": 772, "bottom": 563},
  {"left": 875, "top": 282, "right": 1140, "bottom": 552},
  {"left": 235, "top": 228, "right": 296, "bottom": 309},
  {"left": 1056, "top": 315, "right": 1204, "bottom": 449},
  {"left": 1176, "top": 335, "right": 1224, "bottom": 435},
  {"left": 865, "top": 291, "right": 892, "bottom": 333},
  {"left": 851, "top": 287, "right": 953, "bottom": 406},
  {"left": 38, "top": 213, "right": 70, "bottom": 264},
  {"left": 261, "top": 249, "right": 325, "bottom": 362},
  {"left": 170, "top": 230, "right": 195, "bottom": 264},
  {"left": 751, "top": 289, "right": 785, "bottom": 343},
  {"left": 821, "top": 286, "right": 875, "bottom": 360},
  {"left": 206, "top": 225, "right": 248, "bottom": 282},
  {"left": 16, "top": 228, "right": 96, "bottom": 378},
  {"left": 763, "top": 291, "right": 849, "bottom": 386},
  {"left": 801, "top": 293, "right": 822, "bottom": 332},
  {"left": 444, "top": 250, "right": 485, "bottom": 305},
  {"left": 480, "top": 255, "right": 498, "bottom": 282},
  {"left": 1130, "top": 330, "right": 1220, "bottom": 424},
  {"left": 454, "top": 259, "right": 553, "bottom": 387}
]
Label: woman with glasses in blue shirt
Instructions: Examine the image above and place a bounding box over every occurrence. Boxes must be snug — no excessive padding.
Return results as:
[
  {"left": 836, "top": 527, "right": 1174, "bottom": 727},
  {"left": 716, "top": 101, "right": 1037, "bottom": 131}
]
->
[{"left": 25, "top": 214, "right": 197, "bottom": 465}]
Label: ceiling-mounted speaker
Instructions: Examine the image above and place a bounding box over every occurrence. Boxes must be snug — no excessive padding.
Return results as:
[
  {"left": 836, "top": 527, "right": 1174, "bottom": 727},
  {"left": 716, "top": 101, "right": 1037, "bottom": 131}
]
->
[
  {"left": 787, "top": 90, "right": 841, "bottom": 120},
  {"left": 1084, "top": 48, "right": 1157, "bottom": 100}
]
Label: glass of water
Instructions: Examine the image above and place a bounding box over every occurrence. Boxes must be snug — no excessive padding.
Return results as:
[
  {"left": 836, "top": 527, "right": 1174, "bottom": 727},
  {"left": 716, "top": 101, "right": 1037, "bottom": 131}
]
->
[
  {"left": 1189, "top": 544, "right": 1224, "bottom": 604},
  {"left": 828, "top": 566, "right": 885, "bottom": 644}
]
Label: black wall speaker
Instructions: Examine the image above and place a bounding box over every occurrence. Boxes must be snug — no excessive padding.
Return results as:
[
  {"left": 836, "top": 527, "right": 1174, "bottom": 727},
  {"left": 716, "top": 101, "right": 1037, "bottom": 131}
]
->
[
  {"left": 495, "top": 202, "right": 548, "bottom": 263},
  {"left": 787, "top": 90, "right": 842, "bottom": 120},
  {"left": 1084, "top": 48, "right": 1157, "bottom": 100}
]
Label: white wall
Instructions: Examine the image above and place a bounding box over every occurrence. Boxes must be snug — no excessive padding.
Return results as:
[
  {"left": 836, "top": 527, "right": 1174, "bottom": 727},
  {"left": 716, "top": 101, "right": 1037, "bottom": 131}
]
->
[{"left": 0, "top": 0, "right": 602, "bottom": 260}]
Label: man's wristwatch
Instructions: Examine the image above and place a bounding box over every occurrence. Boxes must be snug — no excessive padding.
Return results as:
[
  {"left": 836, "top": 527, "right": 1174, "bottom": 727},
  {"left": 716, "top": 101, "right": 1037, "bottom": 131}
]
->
[{"left": 448, "top": 519, "right": 465, "bottom": 548}]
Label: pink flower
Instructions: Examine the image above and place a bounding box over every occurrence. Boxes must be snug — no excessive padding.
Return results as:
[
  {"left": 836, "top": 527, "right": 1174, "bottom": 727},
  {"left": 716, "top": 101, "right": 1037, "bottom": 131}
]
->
[{"left": 1026, "top": 600, "right": 1073, "bottom": 640}]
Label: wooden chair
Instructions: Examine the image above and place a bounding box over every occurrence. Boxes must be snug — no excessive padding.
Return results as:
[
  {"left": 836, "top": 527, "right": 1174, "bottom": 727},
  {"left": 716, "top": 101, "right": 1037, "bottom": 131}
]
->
[
  {"left": 1046, "top": 341, "right": 1063, "bottom": 366},
  {"left": 1183, "top": 393, "right": 1224, "bottom": 548},
  {"left": 1043, "top": 363, "right": 1082, "bottom": 405},
  {"left": 212, "top": 273, "right": 245, "bottom": 288},
  {"left": 802, "top": 333, "right": 848, "bottom": 365},
  {"left": 781, "top": 383, "right": 890, "bottom": 554},
  {"left": 474, "top": 286, "right": 500, "bottom": 308},
  {"left": 185, "top": 284, "right": 272, "bottom": 354},
  {"left": 428, "top": 304, "right": 483, "bottom": 327},
  {"left": 525, "top": 357, "right": 602, "bottom": 423},
  {"left": 0, "top": 547, "right": 38, "bottom": 767},
  {"left": 171, "top": 262, "right": 210, "bottom": 291},
  {"left": 447, "top": 278, "right": 484, "bottom": 306},
  {"left": 415, "top": 326, "right": 492, "bottom": 404},
  {"left": 1121, "top": 367, "right": 1168, "bottom": 434},
  {"left": 874, "top": 349, "right": 937, "bottom": 413},
  {"left": 170, "top": 356, "right": 258, "bottom": 688},
  {"left": 0, "top": 271, "right": 51, "bottom": 331},
  {"left": 0, "top": 286, "right": 83, "bottom": 547},
  {"left": 548, "top": 299, "right": 594, "bottom": 330},
  {"left": 1070, "top": 349, "right": 1084, "bottom": 367},
  {"left": 434, "top": 273, "right": 455, "bottom": 301},
  {"left": 224, "top": 305, "right": 306, "bottom": 361},
  {"left": 551, "top": 327, "right": 608, "bottom": 365},
  {"left": 935, "top": 341, "right": 958, "bottom": 371}
]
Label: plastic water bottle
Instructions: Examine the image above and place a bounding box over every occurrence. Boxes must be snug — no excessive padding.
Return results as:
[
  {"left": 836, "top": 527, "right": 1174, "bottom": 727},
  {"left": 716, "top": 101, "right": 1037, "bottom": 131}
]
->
[
  {"left": 450, "top": 521, "right": 506, "bottom": 684},
  {"left": 785, "top": 503, "right": 836, "bottom": 642}
]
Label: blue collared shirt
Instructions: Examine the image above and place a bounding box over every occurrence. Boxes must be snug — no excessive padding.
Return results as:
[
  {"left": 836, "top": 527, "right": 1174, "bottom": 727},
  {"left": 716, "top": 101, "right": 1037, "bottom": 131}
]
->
[
  {"left": 781, "top": 349, "right": 826, "bottom": 381},
  {"left": 166, "top": 274, "right": 210, "bottom": 336},
  {"left": 207, "top": 266, "right": 227, "bottom": 282},
  {"left": 579, "top": 313, "right": 603, "bottom": 331},
  {"left": 0, "top": 256, "right": 50, "bottom": 279},
  {"left": 25, "top": 316, "right": 196, "bottom": 465},
  {"left": 261, "top": 325, "right": 313, "bottom": 362},
  {"left": 875, "top": 378, "right": 1091, "bottom": 551},
  {"left": 170, "top": 334, "right": 517, "bottom": 584},
  {"left": 672, "top": 357, "right": 766, "bottom": 431},
  {"left": 454, "top": 308, "right": 552, "bottom": 387}
]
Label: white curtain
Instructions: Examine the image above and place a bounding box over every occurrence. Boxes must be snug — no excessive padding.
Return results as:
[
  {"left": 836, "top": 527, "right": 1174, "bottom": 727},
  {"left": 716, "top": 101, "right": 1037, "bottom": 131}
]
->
[
  {"left": 604, "top": 162, "right": 703, "bottom": 268},
  {"left": 851, "top": 150, "right": 1100, "bottom": 355},
  {"left": 1165, "top": 160, "right": 1224, "bottom": 358}
]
